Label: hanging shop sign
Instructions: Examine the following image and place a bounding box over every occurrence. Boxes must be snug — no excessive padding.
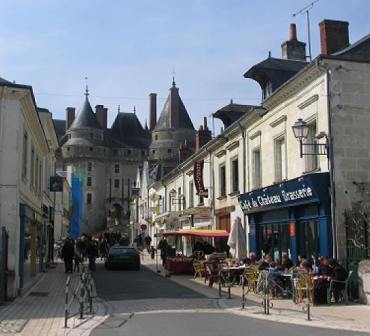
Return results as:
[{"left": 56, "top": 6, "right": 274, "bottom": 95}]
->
[
  {"left": 194, "top": 160, "right": 208, "bottom": 197},
  {"left": 50, "top": 176, "right": 63, "bottom": 192},
  {"left": 238, "top": 172, "right": 329, "bottom": 214}
]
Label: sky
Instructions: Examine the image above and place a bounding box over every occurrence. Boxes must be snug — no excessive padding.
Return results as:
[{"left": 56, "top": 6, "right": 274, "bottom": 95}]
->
[{"left": 1, "top": 0, "right": 370, "bottom": 134}]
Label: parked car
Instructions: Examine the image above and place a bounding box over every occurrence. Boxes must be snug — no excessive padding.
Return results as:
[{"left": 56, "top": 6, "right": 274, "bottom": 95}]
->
[{"left": 105, "top": 246, "right": 140, "bottom": 270}]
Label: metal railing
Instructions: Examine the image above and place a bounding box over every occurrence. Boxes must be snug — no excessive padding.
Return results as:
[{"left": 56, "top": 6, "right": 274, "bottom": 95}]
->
[
  {"left": 64, "top": 264, "right": 96, "bottom": 328},
  {"left": 241, "top": 270, "right": 312, "bottom": 321}
]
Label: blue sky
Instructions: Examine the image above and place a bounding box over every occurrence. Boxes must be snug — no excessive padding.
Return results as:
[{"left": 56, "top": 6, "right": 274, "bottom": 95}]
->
[{"left": 1, "top": 0, "right": 369, "bottom": 133}]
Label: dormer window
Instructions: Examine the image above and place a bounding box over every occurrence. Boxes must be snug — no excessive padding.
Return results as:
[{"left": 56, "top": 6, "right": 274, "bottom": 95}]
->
[{"left": 263, "top": 81, "right": 273, "bottom": 100}]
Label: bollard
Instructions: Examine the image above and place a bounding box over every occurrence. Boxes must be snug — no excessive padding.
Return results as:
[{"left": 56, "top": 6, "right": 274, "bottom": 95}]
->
[
  {"left": 306, "top": 277, "right": 311, "bottom": 321},
  {"left": 79, "top": 286, "right": 85, "bottom": 319},
  {"left": 241, "top": 275, "right": 245, "bottom": 309},
  {"left": 64, "top": 276, "right": 70, "bottom": 328}
]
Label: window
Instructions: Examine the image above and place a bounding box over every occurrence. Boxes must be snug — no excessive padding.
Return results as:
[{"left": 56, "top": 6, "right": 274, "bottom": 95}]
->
[
  {"left": 30, "top": 147, "right": 35, "bottom": 188},
  {"left": 38, "top": 162, "right": 42, "bottom": 194},
  {"left": 252, "top": 148, "right": 261, "bottom": 189},
  {"left": 87, "top": 162, "right": 92, "bottom": 172},
  {"left": 304, "top": 122, "right": 318, "bottom": 172},
  {"left": 67, "top": 147, "right": 70, "bottom": 151},
  {"left": 231, "top": 158, "right": 239, "bottom": 193},
  {"left": 155, "top": 135, "right": 158, "bottom": 140},
  {"left": 114, "top": 179, "right": 120, "bottom": 188},
  {"left": 274, "top": 137, "right": 286, "bottom": 182},
  {"left": 127, "top": 150, "right": 131, "bottom": 155},
  {"left": 87, "top": 176, "right": 92, "bottom": 187},
  {"left": 189, "top": 181, "right": 194, "bottom": 208},
  {"left": 22, "top": 132, "right": 28, "bottom": 178},
  {"left": 152, "top": 150, "right": 155, "bottom": 154},
  {"left": 89, "top": 147, "right": 93, "bottom": 151},
  {"left": 168, "top": 149, "right": 172, "bottom": 153},
  {"left": 87, "top": 193, "right": 92, "bottom": 205},
  {"left": 114, "top": 164, "right": 120, "bottom": 173},
  {"left": 198, "top": 195, "right": 204, "bottom": 205},
  {"left": 219, "top": 165, "right": 226, "bottom": 197}
]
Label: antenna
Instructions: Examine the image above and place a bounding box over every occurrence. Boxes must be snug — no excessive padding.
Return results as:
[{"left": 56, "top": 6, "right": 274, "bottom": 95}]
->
[{"left": 292, "top": 0, "right": 320, "bottom": 61}]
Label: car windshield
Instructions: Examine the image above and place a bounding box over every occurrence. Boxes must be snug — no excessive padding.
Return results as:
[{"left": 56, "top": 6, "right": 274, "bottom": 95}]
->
[{"left": 110, "top": 247, "right": 136, "bottom": 254}]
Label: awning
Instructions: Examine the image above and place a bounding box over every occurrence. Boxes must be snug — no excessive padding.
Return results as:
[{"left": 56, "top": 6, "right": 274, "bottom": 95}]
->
[{"left": 163, "top": 229, "right": 229, "bottom": 238}]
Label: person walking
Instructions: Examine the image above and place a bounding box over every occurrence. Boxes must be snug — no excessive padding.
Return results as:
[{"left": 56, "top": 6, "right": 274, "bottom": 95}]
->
[
  {"left": 86, "top": 238, "right": 98, "bottom": 272},
  {"left": 61, "top": 237, "right": 74, "bottom": 273},
  {"left": 144, "top": 235, "right": 152, "bottom": 253},
  {"left": 157, "top": 237, "right": 168, "bottom": 267}
]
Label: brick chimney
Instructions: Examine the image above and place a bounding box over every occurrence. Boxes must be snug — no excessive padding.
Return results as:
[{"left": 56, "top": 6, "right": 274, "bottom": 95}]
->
[
  {"left": 66, "top": 107, "right": 75, "bottom": 131},
  {"left": 319, "top": 19, "right": 349, "bottom": 56},
  {"left": 95, "top": 105, "right": 107, "bottom": 129},
  {"left": 178, "top": 140, "right": 192, "bottom": 163},
  {"left": 195, "top": 117, "right": 212, "bottom": 151},
  {"left": 149, "top": 93, "right": 157, "bottom": 131},
  {"left": 281, "top": 23, "right": 306, "bottom": 61}
]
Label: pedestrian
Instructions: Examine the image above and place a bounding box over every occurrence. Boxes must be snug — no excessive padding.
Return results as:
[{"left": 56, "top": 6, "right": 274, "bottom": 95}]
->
[
  {"left": 157, "top": 237, "right": 168, "bottom": 266},
  {"left": 61, "top": 237, "right": 74, "bottom": 273},
  {"left": 86, "top": 239, "right": 98, "bottom": 271},
  {"left": 99, "top": 238, "right": 109, "bottom": 260},
  {"left": 144, "top": 235, "right": 152, "bottom": 252}
]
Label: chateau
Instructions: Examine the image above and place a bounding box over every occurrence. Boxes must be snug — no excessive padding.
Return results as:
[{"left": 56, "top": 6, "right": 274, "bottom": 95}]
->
[{"left": 54, "top": 80, "right": 195, "bottom": 235}]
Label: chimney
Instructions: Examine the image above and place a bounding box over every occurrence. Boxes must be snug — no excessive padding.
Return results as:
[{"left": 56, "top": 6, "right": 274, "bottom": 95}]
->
[
  {"left": 170, "top": 83, "right": 179, "bottom": 128},
  {"left": 149, "top": 93, "right": 157, "bottom": 131},
  {"left": 281, "top": 23, "right": 306, "bottom": 61},
  {"left": 319, "top": 19, "right": 349, "bottom": 55},
  {"left": 66, "top": 107, "right": 75, "bottom": 130},
  {"left": 95, "top": 105, "right": 107, "bottom": 129},
  {"left": 178, "top": 140, "right": 192, "bottom": 163},
  {"left": 195, "top": 117, "right": 212, "bottom": 151}
]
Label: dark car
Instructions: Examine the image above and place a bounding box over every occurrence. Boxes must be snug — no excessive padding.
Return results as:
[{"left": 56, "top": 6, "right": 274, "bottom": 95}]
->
[{"left": 105, "top": 246, "right": 140, "bottom": 270}]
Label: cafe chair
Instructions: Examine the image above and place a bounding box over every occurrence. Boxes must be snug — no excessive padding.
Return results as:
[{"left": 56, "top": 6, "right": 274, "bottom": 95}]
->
[
  {"left": 295, "top": 273, "right": 314, "bottom": 304},
  {"left": 242, "top": 267, "right": 260, "bottom": 294},
  {"left": 327, "top": 270, "right": 353, "bottom": 305},
  {"left": 193, "top": 260, "right": 206, "bottom": 281}
]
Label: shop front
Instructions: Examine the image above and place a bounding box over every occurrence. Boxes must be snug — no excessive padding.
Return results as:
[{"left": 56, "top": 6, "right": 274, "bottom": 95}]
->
[{"left": 239, "top": 172, "right": 331, "bottom": 263}]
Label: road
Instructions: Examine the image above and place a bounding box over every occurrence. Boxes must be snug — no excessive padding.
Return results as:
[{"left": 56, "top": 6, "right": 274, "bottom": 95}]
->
[{"left": 91, "top": 264, "right": 366, "bottom": 336}]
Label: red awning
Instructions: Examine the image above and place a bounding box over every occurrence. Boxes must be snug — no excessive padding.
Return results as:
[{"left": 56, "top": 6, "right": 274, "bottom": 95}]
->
[{"left": 163, "top": 229, "right": 229, "bottom": 238}]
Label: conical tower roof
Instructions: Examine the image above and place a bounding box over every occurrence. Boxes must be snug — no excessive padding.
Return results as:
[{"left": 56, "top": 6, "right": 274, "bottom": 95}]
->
[
  {"left": 154, "top": 81, "right": 194, "bottom": 131},
  {"left": 69, "top": 92, "right": 101, "bottom": 130}
]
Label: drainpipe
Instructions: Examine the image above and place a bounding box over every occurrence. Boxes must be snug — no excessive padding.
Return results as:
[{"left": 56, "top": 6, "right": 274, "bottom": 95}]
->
[{"left": 316, "top": 58, "right": 337, "bottom": 259}]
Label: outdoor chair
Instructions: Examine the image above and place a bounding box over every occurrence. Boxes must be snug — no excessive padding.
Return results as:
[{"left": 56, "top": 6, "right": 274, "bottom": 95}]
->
[
  {"left": 327, "top": 270, "right": 353, "bottom": 305},
  {"left": 295, "top": 272, "right": 314, "bottom": 304},
  {"left": 193, "top": 260, "right": 206, "bottom": 281},
  {"left": 204, "top": 261, "right": 226, "bottom": 288},
  {"left": 242, "top": 267, "right": 260, "bottom": 294}
]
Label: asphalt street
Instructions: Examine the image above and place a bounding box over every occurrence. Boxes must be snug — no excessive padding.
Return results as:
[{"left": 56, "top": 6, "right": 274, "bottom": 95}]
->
[{"left": 91, "top": 264, "right": 367, "bottom": 336}]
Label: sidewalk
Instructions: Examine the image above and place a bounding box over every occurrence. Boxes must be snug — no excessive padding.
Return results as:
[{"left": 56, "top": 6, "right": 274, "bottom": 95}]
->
[
  {"left": 0, "top": 261, "right": 109, "bottom": 336},
  {"left": 141, "top": 252, "right": 370, "bottom": 334}
]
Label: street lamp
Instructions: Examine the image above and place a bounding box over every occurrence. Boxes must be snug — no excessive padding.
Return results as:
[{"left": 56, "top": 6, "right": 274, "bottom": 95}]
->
[{"left": 292, "top": 118, "right": 328, "bottom": 158}]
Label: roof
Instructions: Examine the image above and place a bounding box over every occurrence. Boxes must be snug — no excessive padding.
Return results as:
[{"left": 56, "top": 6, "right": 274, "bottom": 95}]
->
[
  {"left": 333, "top": 34, "right": 370, "bottom": 62},
  {"left": 213, "top": 102, "right": 259, "bottom": 128},
  {"left": 0, "top": 76, "right": 10, "bottom": 84},
  {"left": 154, "top": 84, "right": 194, "bottom": 131},
  {"left": 69, "top": 96, "right": 101, "bottom": 130},
  {"left": 244, "top": 57, "right": 308, "bottom": 93},
  {"left": 109, "top": 112, "right": 150, "bottom": 148},
  {"left": 53, "top": 119, "right": 66, "bottom": 140}
]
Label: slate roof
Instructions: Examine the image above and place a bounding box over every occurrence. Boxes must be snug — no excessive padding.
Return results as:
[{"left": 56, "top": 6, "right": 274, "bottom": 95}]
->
[
  {"left": 0, "top": 76, "right": 10, "bottom": 84},
  {"left": 333, "top": 34, "right": 370, "bottom": 62},
  {"left": 244, "top": 57, "right": 308, "bottom": 93},
  {"left": 109, "top": 112, "right": 150, "bottom": 148},
  {"left": 69, "top": 96, "right": 101, "bottom": 130},
  {"left": 154, "top": 86, "right": 194, "bottom": 131},
  {"left": 213, "top": 102, "right": 259, "bottom": 128},
  {"left": 53, "top": 119, "right": 66, "bottom": 141}
]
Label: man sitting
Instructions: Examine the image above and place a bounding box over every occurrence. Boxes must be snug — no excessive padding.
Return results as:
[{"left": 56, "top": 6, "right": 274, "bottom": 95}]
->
[{"left": 329, "top": 259, "right": 348, "bottom": 303}]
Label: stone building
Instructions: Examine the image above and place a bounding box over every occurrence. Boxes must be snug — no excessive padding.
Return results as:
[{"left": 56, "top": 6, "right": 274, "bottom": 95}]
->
[{"left": 57, "top": 80, "right": 196, "bottom": 236}]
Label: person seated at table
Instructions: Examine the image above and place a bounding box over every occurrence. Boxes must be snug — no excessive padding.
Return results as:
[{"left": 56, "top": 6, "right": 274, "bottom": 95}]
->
[
  {"left": 318, "top": 256, "right": 333, "bottom": 277},
  {"left": 280, "top": 253, "right": 293, "bottom": 271},
  {"left": 299, "top": 260, "right": 312, "bottom": 273},
  {"left": 297, "top": 254, "right": 306, "bottom": 267},
  {"left": 328, "top": 258, "right": 348, "bottom": 302},
  {"left": 258, "top": 254, "right": 272, "bottom": 271},
  {"left": 243, "top": 252, "right": 257, "bottom": 266}
]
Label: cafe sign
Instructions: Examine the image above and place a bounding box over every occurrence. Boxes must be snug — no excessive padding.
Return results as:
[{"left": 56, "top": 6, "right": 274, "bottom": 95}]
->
[
  {"left": 194, "top": 160, "right": 208, "bottom": 197},
  {"left": 238, "top": 172, "right": 329, "bottom": 213}
]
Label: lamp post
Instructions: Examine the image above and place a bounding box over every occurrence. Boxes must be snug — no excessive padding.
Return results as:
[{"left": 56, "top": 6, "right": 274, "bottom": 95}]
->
[{"left": 292, "top": 118, "right": 328, "bottom": 158}]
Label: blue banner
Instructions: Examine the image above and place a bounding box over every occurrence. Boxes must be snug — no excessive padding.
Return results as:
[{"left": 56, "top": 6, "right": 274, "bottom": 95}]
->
[
  {"left": 70, "top": 176, "right": 84, "bottom": 240},
  {"left": 238, "top": 172, "right": 329, "bottom": 214}
]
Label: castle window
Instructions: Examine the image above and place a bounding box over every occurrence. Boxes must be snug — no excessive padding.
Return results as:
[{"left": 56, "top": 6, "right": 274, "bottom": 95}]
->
[
  {"left": 87, "top": 193, "right": 92, "bottom": 205},
  {"left": 67, "top": 147, "right": 70, "bottom": 151},
  {"left": 114, "top": 179, "right": 120, "bottom": 188},
  {"left": 155, "top": 135, "right": 158, "bottom": 140},
  {"left": 127, "top": 150, "right": 131, "bottom": 155},
  {"left": 87, "top": 176, "right": 92, "bottom": 187},
  {"left": 141, "top": 151, "right": 145, "bottom": 155},
  {"left": 89, "top": 147, "right": 93, "bottom": 151},
  {"left": 168, "top": 149, "right": 172, "bottom": 153},
  {"left": 87, "top": 162, "right": 92, "bottom": 172},
  {"left": 114, "top": 164, "right": 120, "bottom": 173},
  {"left": 152, "top": 150, "right": 155, "bottom": 154}
]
